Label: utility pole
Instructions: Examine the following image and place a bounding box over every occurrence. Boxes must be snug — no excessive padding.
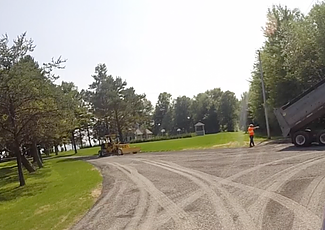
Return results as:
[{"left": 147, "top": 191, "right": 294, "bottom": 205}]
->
[{"left": 258, "top": 50, "right": 271, "bottom": 139}]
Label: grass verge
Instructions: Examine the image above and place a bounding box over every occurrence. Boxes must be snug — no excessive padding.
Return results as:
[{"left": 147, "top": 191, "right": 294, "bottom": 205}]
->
[{"left": 0, "top": 157, "right": 102, "bottom": 230}]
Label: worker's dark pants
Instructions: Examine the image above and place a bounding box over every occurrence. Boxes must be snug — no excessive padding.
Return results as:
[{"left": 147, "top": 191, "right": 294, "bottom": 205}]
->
[{"left": 250, "top": 135, "right": 255, "bottom": 147}]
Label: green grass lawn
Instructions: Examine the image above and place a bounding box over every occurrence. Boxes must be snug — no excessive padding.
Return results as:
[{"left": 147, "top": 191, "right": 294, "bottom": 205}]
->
[
  {"left": 69, "top": 132, "right": 267, "bottom": 157},
  {"left": 130, "top": 132, "right": 266, "bottom": 152},
  {"left": 0, "top": 157, "right": 102, "bottom": 230}
]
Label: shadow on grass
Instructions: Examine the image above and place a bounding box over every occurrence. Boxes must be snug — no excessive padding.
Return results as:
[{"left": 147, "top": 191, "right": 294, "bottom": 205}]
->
[
  {"left": 279, "top": 144, "right": 325, "bottom": 152},
  {"left": 0, "top": 166, "right": 18, "bottom": 184},
  {"left": 55, "top": 155, "right": 99, "bottom": 164},
  {"left": 0, "top": 164, "right": 52, "bottom": 202},
  {"left": 0, "top": 181, "right": 49, "bottom": 202}
]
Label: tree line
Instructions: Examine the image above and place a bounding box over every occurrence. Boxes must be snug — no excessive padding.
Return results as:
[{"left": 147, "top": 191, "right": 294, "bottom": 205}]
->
[
  {"left": 246, "top": 3, "right": 325, "bottom": 135},
  {"left": 0, "top": 33, "right": 240, "bottom": 186},
  {"left": 152, "top": 89, "right": 238, "bottom": 136}
]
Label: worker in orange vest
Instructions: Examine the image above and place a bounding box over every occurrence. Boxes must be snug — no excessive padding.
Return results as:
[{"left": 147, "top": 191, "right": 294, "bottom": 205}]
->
[{"left": 248, "top": 124, "right": 259, "bottom": 147}]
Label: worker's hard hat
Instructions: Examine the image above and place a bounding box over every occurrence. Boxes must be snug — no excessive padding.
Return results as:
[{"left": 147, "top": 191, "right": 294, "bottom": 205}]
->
[{"left": 249, "top": 124, "right": 254, "bottom": 127}]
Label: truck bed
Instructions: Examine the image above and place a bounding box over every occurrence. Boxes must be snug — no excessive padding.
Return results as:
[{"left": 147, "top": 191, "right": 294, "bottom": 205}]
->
[{"left": 274, "top": 78, "right": 325, "bottom": 137}]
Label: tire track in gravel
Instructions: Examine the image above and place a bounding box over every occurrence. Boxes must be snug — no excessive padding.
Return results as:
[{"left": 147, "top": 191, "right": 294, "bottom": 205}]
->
[
  {"left": 110, "top": 162, "right": 197, "bottom": 230},
  {"left": 247, "top": 155, "right": 325, "bottom": 230},
  {"left": 291, "top": 175, "right": 325, "bottom": 230},
  {"left": 237, "top": 156, "right": 322, "bottom": 203},
  {"left": 307, "top": 176, "right": 325, "bottom": 213},
  {"left": 225, "top": 151, "right": 317, "bottom": 182},
  {"left": 149, "top": 159, "right": 322, "bottom": 230},
  {"left": 140, "top": 159, "right": 258, "bottom": 230},
  {"left": 138, "top": 195, "right": 159, "bottom": 230},
  {"left": 219, "top": 150, "right": 245, "bottom": 178},
  {"left": 155, "top": 189, "right": 205, "bottom": 229},
  {"left": 248, "top": 149, "right": 263, "bottom": 186},
  {"left": 109, "top": 163, "right": 158, "bottom": 230},
  {"left": 291, "top": 174, "right": 325, "bottom": 230},
  {"left": 71, "top": 174, "right": 127, "bottom": 230}
]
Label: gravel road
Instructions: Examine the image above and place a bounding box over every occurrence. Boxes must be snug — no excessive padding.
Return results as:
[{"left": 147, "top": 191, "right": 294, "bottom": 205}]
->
[{"left": 71, "top": 143, "right": 325, "bottom": 230}]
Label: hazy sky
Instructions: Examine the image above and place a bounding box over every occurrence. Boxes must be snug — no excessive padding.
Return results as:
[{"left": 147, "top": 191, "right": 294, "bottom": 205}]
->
[{"left": 1, "top": 0, "right": 316, "bottom": 104}]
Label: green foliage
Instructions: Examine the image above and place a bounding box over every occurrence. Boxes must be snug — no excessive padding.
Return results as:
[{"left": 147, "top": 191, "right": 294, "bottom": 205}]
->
[
  {"left": 174, "top": 96, "right": 192, "bottom": 133},
  {"left": 87, "top": 64, "right": 152, "bottom": 141},
  {"left": 153, "top": 88, "right": 239, "bottom": 135},
  {"left": 153, "top": 92, "right": 173, "bottom": 135},
  {"left": 0, "top": 158, "right": 102, "bottom": 230},
  {"left": 249, "top": 3, "right": 325, "bottom": 135}
]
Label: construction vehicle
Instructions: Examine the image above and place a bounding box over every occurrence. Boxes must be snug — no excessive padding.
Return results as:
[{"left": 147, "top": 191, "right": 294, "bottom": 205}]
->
[
  {"left": 274, "top": 78, "right": 325, "bottom": 147},
  {"left": 98, "top": 134, "right": 141, "bottom": 157}
]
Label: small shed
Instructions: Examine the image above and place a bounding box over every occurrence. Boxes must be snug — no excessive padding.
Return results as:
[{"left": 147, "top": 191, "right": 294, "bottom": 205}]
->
[
  {"left": 144, "top": 129, "right": 153, "bottom": 139},
  {"left": 134, "top": 129, "right": 143, "bottom": 140},
  {"left": 194, "top": 122, "right": 205, "bottom": 136}
]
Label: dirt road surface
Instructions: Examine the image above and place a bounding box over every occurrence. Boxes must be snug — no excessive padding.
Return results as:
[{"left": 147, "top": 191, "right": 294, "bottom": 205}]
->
[{"left": 71, "top": 143, "right": 325, "bottom": 230}]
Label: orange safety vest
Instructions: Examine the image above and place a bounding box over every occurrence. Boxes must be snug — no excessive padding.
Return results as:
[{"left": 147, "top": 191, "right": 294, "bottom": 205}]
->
[{"left": 248, "top": 127, "right": 254, "bottom": 136}]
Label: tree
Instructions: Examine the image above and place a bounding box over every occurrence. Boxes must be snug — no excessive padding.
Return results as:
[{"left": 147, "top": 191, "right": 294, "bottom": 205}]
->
[
  {"left": 174, "top": 96, "right": 192, "bottom": 133},
  {"left": 0, "top": 33, "right": 65, "bottom": 186},
  {"left": 219, "top": 91, "right": 238, "bottom": 132},
  {"left": 59, "top": 81, "right": 87, "bottom": 154},
  {"left": 153, "top": 92, "right": 172, "bottom": 135},
  {"left": 190, "top": 89, "right": 223, "bottom": 134},
  {"left": 248, "top": 3, "right": 325, "bottom": 135},
  {"left": 88, "top": 64, "right": 151, "bottom": 142}
]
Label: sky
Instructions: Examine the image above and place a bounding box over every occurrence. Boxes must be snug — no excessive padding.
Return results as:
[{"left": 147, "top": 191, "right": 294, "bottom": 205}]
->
[{"left": 1, "top": 0, "right": 317, "bottom": 104}]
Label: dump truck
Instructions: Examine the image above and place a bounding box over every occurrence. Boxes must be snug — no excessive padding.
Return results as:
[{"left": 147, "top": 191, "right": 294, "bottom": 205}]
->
[{"left": 274, "top": 78, "right": 325, "bottom": 147}]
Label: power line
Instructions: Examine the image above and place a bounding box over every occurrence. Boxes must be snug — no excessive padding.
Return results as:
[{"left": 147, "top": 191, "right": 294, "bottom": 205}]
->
[{"left": 305, "top": 0, "right": 317, "bottom": 15}]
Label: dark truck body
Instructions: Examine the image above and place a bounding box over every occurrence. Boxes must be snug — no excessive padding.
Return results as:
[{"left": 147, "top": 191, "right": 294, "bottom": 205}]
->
[{"left": 274, "top": 78, "right": 325, "bottom": 146}]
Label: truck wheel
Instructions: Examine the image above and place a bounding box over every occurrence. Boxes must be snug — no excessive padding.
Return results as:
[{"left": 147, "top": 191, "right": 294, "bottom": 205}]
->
[
  {"left": 293, "top": 131, "right": 310, "bottom": 147},
  {"left": 317, "top": 131, "right": 325, "bottom": 145},
  {"left": 117, "top": 149, "right": 123, "bottom": 155}
]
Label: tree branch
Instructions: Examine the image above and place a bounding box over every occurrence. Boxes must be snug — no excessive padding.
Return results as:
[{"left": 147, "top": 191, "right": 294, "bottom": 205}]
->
[{"left": 0, "top": 122, "right": 14, "bottom": 134}]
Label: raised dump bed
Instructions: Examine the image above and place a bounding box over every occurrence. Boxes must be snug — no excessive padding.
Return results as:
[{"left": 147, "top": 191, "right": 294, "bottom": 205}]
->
[{"left": 274, "top": 78, "right": 325, "bottom": 146}]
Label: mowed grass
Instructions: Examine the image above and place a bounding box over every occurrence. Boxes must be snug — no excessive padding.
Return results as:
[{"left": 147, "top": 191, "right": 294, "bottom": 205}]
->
[
  {"left": 0, "top": 157, "right": 102, "bottom": 230},
  {"left": 130, "top": 132, "right": 266, "bottom": 152},
  {"left": 70, "top": 132, "right": 266, "bottom": 156}
]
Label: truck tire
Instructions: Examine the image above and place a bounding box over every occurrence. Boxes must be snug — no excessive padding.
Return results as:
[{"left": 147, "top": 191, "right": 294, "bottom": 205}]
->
[
  {"left": 117, "top": 149, "right": 123, "bottom": 155},
  {"left": 317, "top": 131, "right": 325, "bottom": 145},
  {"left": 293, "top": 131, "right": 310, "bottom": 147}
]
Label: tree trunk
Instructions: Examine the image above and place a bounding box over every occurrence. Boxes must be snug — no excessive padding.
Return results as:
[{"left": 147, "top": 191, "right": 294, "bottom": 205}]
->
[
  {"left": 79, "top": 129, "right": 83, "bottom": 148},
  {"left": 87, "top": 126, "right": 92, "bottom": 147},
  {"left": 21, "top": 154, "right": 36, "bottom": 173},
  {"left": 64, "top": 143, "right": 67, "bottom": 152},
  {"left": 44, "top": 147, "right": 50, "bottom": 156},
  {"left": 54, "top": 145, "right": 59, "bottom": 155},
  {"left": 71, "top": 130, "right": 77, "bottom": 154},
  {"left": 114, "top": 110, "right": 124, "bottom": 143},
  {"left": 105, "top": 117, "right": 109, "bottom": 135},
  {"left": 31, "top": 141, "right": 43, "bottom": 168},
  {"left": 15, "top": 143, "right": 25, "bottom": 186},
  {"left": 38, "top": 146, "right": 43, "bottom": 163}
]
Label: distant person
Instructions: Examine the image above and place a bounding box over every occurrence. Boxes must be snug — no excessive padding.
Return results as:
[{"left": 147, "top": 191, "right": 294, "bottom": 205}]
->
[{"left": 248, "top": 124, "right": 259, "bottom": 147}]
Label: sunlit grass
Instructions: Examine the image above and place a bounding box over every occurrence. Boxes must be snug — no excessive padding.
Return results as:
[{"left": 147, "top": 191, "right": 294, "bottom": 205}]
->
[
  {"left": 0, "top": 157, "right": 102, "bottom": 230},
  {"left": 63, "top": 132, "right": 267, "bottom": 156},
  {"left": 130, "top": 132, "right": 266, "bottom": 152}
]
